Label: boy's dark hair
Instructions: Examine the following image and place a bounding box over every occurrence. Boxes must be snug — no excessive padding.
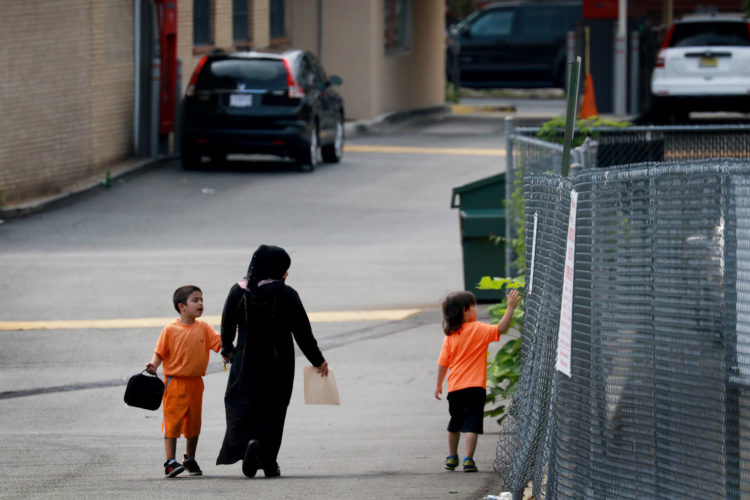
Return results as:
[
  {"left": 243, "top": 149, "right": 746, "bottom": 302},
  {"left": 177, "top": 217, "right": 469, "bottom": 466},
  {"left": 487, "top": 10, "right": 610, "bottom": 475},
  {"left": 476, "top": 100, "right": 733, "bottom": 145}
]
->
[
  {"left": 173, "top": 285, "right": 202, "bottom": 313},
  {"left": 442, "top": 290, "right": 476, "bottom": 335}
]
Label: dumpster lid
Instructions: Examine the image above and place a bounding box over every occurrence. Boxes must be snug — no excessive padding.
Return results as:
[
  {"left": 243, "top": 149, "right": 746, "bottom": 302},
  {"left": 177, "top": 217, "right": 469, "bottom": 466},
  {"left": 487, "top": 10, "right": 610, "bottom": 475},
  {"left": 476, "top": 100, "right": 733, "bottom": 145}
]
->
[{"left": 451, "top": 172, "right": 506, "bottom": 208}]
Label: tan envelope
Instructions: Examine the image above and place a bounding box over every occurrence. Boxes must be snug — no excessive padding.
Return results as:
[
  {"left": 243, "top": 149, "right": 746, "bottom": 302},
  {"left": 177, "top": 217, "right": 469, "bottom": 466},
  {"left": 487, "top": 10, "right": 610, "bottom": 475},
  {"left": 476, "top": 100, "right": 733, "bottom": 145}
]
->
[{"left": 303, "top": 366, "right": 340, "bottom": 405}]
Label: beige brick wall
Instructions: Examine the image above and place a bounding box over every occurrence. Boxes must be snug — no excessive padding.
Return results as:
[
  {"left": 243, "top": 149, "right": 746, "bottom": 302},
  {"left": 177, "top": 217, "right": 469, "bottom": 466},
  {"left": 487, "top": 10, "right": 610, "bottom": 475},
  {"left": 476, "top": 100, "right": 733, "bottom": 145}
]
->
[
  {"left": 91, "top": 1, "right": 134, "bottom": 168},
  {"left": 0, "top": 1, "right": 93, "bottom": 206},
  {"left": 0, "top": 0, "right": 134, "bottom": 208},
  {"left": 253, "top": 1, "right": 271, "bottom": 49}
]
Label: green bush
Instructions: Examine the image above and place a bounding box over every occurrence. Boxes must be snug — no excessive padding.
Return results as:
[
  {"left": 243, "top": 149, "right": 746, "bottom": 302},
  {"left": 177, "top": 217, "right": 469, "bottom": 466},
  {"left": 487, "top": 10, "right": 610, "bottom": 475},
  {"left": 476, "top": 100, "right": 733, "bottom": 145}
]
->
[{"left": 535, "top": 116, "right": 631, "bottom": 147}]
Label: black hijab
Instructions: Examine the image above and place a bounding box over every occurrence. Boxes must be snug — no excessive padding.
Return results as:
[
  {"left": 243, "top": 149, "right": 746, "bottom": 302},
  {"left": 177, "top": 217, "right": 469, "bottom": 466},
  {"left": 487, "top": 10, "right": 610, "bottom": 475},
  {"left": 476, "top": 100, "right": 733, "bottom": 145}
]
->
[{"left": 246, "top": 245, "right": 291, "bottom": 286}]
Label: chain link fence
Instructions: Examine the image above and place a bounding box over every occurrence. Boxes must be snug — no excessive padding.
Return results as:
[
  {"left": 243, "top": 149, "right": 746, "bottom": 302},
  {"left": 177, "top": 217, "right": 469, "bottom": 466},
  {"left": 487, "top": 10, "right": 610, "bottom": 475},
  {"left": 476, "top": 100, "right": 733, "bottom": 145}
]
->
[
  {"left": 505, "top": 121, "right": 750, "bottom": 275},
  {"left": 496, "top": 160, "right": 750, "bottom": 499}
]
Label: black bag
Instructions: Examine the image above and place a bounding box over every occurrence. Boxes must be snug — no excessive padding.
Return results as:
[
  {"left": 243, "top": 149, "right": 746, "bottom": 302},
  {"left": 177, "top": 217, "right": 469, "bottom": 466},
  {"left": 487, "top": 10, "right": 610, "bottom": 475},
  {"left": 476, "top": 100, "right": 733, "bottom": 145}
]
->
[{"left": 124, "top": 370, "right": 165, "bottom": 411}]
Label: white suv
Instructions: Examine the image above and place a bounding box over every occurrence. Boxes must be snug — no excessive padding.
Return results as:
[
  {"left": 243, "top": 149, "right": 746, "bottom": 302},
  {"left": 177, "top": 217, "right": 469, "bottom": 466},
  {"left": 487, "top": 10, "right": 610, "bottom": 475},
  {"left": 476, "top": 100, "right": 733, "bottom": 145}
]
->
[{"left": 650, "top": 12, "right": 750, "bottom": 122}]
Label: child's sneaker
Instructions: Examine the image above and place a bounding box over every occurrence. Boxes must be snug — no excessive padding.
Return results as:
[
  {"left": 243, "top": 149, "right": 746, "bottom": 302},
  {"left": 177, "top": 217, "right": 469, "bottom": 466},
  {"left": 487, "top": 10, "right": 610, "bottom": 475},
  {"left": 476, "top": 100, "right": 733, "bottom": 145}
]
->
[
  {"left": 183, "top": 454, "right": 202, "bottom": 476},
  {"left": 164, "top": 459, "right": 185, "bottom": 478},
  {"left": 463, "top": 457, "right": 478, "bottom": 472},
  {"left": 444, "top": 455, "right": 459, "bottom": 470}
]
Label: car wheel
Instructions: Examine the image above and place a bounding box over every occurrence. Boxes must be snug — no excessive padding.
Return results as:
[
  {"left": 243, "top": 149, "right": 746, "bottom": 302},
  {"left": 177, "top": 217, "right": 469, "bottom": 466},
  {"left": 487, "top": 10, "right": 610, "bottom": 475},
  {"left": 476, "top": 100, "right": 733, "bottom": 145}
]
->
[
  {"left": 322, "top": 115, "right": 344, "bottom": 163},
  {"left": 181, "top": 145, "right": 202, "bottom": 170},
  {"left": 297, "top": 121, "right": 319, "bottom": 172}
]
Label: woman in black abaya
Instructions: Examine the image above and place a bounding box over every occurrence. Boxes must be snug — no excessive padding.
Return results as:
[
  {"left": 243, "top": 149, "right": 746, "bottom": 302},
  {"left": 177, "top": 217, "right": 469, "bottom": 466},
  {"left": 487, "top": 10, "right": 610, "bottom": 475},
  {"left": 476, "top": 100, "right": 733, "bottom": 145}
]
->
[{"left": 216, "top": 245, "right": 328, "bottom": 478}]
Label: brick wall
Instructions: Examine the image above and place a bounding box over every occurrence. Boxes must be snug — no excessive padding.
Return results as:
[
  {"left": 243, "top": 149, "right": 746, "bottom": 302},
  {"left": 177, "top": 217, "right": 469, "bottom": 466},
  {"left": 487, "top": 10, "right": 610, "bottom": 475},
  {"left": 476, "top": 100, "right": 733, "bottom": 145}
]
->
[{"left": 0, "top": 0, "right": 133, "bottom": 208}]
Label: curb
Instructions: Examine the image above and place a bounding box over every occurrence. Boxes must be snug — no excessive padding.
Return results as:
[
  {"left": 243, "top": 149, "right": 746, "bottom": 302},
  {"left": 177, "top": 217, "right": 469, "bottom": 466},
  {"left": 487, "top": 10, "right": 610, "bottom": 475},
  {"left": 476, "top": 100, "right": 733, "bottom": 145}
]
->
[
  {"left": 344, "top": 104, "right": 451, "bottom": 138},
  {"left": 0, "top": 156, "right": 175, "bottom": 220}
]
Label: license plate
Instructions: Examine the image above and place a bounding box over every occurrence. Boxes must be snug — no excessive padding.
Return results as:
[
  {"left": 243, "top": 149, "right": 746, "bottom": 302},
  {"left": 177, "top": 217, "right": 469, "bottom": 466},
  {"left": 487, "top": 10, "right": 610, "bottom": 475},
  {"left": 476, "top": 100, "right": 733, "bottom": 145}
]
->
[
  {"left": 229, "top": 94, "right": 253, "bottom": 107},
  {"left": 699, "top": 57, "right": 718, "bottom": 68}
]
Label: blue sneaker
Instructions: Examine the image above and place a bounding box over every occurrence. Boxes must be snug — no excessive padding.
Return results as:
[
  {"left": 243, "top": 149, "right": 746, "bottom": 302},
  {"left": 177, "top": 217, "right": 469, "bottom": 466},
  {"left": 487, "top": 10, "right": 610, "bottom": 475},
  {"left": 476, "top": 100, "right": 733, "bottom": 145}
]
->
[
  {"left": 463, "top": 457, "right": 478, "bottom": 472},
  {"left": 444, "top": 455, "right": 459, "bottom": 470}
]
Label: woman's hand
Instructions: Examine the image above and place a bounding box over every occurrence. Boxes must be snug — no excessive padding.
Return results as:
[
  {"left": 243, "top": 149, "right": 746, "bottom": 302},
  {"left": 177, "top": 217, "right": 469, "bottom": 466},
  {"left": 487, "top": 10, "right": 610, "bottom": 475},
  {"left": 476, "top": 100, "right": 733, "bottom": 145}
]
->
[{"left": 316, "top": 361, "right": 329, "bottom": 377}]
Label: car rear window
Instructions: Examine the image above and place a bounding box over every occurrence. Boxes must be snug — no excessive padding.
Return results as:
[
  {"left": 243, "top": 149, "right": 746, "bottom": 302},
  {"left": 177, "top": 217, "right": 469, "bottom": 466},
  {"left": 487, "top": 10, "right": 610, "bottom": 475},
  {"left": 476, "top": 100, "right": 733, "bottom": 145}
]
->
[
  {"left": 670, "top": 21, "right": 750, "bottom": 47},
  {"left": 196, "top": 58, "right": 288, "bottom": 91}
]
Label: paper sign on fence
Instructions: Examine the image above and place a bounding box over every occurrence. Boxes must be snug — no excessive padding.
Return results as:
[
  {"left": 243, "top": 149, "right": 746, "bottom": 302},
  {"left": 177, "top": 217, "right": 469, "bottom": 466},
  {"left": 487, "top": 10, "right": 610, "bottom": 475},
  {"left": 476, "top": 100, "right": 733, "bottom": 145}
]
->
[
  {"left": 556, "top": 190, "right": 577, "bottom": 378},
  {"left": 303, "top": 366, "right": 340, "bottom": 405}
]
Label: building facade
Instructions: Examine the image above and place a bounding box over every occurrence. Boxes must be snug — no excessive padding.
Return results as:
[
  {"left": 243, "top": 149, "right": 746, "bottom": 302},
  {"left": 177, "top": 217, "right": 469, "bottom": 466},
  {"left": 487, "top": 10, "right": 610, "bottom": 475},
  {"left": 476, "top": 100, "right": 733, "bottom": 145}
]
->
[{"left": 0, "top": 0, "right": 444, "bottom": 210}]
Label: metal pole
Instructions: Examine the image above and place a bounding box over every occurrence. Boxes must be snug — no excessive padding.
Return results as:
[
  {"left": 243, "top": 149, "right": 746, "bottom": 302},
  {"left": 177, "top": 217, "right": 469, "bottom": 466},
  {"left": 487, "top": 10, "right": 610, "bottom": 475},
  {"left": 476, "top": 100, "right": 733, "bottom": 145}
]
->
[
  {"left": 562, "top": 57, "right": 582, "bottom": 178},
  {"left": 613, "top": 29, "right": 627, "bottom": 115},
  {"left": 173, "top": 58, "right": 182, "bottom": 153},
  {"left": 613, "top": 0, "right": 627, "bottom": 115},
  {"left": 150, "top": 57, "right": 161, "bottom": 158},
  {"left": 317, "top": 0, "right": 323, "bottom": 62},
  {"left": 134, "top": 0, "right": 141, "bottom": 155},
  {"left": 566, "top": 30, "right": 576, "bottom": 93},
  {"left": 451, "top": 39, "right": 461, "bottom": 92},
  {"left": 630, "top": 30, "right": 640, "bottom": 116},
  {"left": 505, "top": 116, "right": 515, "bottom": 277}
]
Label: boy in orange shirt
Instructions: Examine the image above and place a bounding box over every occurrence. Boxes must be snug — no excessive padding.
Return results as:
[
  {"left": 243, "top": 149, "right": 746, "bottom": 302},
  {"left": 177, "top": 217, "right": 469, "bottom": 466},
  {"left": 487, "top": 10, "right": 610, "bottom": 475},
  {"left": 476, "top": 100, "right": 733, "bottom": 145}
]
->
[
  {"left": 146, "top": 285, "right": 223, "bottom": 478},
  {"left": 434, "top": 288, "right": 520, "bottom": 472}
]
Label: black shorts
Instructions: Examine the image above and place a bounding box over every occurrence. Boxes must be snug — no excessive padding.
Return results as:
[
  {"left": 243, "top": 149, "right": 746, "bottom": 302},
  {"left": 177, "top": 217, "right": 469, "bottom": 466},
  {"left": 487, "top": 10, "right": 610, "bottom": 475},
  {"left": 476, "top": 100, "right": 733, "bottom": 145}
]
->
[{"left": 446, "top": 387, "right": 486, "bottom": 434}]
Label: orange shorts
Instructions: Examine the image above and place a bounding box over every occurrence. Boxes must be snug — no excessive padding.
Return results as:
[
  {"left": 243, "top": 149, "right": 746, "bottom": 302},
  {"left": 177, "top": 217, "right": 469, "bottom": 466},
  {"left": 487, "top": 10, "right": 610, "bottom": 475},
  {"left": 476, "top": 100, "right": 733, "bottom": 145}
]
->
[{"left": 161, "top": 376, "right": 204, "bottom": 439}]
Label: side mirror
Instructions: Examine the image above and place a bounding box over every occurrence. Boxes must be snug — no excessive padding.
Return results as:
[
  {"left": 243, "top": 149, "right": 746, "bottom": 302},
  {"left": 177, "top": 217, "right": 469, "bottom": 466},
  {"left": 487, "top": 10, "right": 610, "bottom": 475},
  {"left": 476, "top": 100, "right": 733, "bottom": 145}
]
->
[{"left": 328, "top": 75, "right": 343, "bottom": 87}]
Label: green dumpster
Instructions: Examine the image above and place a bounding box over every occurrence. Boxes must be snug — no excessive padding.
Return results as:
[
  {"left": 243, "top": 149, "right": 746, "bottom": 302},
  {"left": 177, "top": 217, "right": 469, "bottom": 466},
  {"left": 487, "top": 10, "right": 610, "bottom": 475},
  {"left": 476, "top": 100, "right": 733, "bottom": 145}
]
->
[{"left": 450, "top": 173, "right": 506, "bottom": 302}]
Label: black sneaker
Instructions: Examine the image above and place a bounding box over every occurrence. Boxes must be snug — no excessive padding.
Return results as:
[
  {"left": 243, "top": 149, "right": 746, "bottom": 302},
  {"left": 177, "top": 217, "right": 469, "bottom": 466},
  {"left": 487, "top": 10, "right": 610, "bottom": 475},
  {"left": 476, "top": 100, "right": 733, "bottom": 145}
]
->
[
  {"left": 242, "top": 439, "right": 260, "bottom": 478},
  {"left": 183, "top": 454, "right": 202, "bottom": 476},
  {"left": 164, "top": 459, "right": 185, "bottom": 478},
  {"left": 263, "top": 462, "right": 281, "bottom": 478}
]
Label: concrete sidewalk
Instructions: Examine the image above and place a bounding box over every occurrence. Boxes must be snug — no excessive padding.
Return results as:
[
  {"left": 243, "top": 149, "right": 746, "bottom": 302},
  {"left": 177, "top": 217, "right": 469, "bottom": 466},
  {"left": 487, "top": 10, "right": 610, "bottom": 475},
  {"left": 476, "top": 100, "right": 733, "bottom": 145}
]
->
[{"left": 0, "top": 309, "right": 514, "bottom": 499}]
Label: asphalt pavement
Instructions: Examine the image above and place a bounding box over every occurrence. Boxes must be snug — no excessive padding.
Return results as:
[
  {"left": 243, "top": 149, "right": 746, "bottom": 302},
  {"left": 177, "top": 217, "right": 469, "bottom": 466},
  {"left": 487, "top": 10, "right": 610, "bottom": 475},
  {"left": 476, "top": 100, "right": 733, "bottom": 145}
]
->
[
  {"left": 0, "top": 98, "right": 549, "bottom": 500},
  {"left": 1, "top": 308, "right": 519, "bottom": 500}
]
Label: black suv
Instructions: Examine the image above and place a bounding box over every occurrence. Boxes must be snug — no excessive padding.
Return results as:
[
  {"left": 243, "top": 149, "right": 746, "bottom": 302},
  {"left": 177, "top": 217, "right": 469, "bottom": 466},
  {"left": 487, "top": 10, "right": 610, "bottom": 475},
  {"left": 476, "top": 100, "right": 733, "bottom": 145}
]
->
[
  {"left": 447, "top": 1, "right": 581, "bottom": 88},
  {"left": 181, "top": 49, "right": 344, "bottom": 171}
]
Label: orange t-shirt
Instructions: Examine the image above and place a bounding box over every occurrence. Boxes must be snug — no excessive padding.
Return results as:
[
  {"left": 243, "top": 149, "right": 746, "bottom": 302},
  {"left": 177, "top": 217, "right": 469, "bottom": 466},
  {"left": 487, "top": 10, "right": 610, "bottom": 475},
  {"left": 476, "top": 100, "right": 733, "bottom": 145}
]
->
[
  {"left": 154, "top": 319, "right": 222, "bottom": 377},
  {"left": 437, "top": 321, "right": 500, "bottom": 392}
]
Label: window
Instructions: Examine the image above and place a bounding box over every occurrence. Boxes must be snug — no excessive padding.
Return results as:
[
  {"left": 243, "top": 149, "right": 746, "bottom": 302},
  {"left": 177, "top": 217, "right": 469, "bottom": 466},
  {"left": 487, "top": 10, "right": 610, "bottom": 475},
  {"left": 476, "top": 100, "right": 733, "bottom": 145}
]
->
[
  {"left": 233, "top": 0, "right": 252, "bottom": 46},
  {"left": 384, "top": 0, "right": 412, "bottom": 53},
  {"left": 197, "top": 59, "right": 287, "bottom": 91},
  {"left": 470, "top": 9, "right": 514, "bottom": 38},
  {"left": 193, "top": 0, "right": 213, "bottom": 46},
  {"left": 516, "top": 7, "right": 559, "bottom": 38},
  {"left": 670, "top": 21, "right": 750, "bottom": 48},
  {"left": 270, "top": 0, "right": 286, "bottom": 40}
]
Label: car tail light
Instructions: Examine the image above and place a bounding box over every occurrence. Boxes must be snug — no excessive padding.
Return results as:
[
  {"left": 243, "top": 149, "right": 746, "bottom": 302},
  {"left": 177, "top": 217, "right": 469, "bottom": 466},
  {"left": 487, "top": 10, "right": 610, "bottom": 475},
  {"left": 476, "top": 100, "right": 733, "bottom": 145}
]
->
[
  {"left": 655, "top": 49, "right": 666, "bottom": 68},
  {"left": 654, "top": 24, "right": 675, "bottom": 68},
  {"left": 282, "top": 58, "right": 305, "bottom": 99},
  {"left": 186, "top": 56, "right": 208, "bottom": 97}
]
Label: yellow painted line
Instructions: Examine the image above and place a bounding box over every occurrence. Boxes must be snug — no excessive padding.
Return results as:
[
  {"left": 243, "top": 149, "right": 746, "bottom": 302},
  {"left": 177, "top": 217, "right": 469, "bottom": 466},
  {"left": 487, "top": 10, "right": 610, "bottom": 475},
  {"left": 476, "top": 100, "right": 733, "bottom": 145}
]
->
[
  {"left": 0, "top": 309, "right": 421, "bottom": 331},
  {"left": 344, "top": 145, "right": 505, "bottom": 157},
  {"left": 451, "top": 103, "right": 516, "bottom": 114}
]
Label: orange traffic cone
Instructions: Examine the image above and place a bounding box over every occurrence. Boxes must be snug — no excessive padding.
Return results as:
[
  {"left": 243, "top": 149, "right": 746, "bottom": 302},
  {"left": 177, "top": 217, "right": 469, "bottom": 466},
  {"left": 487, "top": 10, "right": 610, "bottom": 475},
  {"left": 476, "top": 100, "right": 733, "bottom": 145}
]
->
[{"left": 580, "top": 72, "right": 598, "bottom": 119}]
